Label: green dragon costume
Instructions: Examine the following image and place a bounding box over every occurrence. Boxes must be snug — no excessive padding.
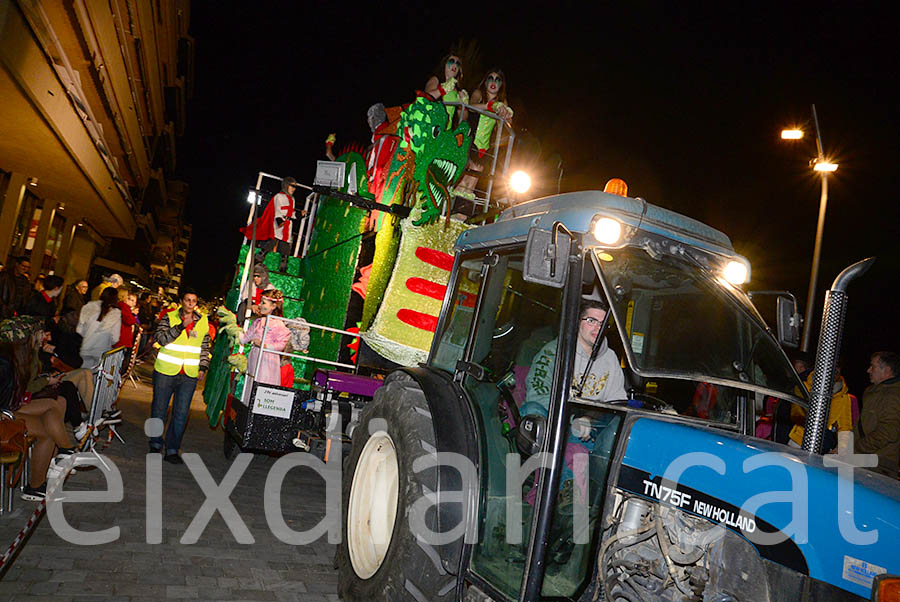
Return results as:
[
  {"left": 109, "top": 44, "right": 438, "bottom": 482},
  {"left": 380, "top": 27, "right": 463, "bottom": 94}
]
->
[{"left": 360, "top": 96, "right": 475, "bottom": 365}]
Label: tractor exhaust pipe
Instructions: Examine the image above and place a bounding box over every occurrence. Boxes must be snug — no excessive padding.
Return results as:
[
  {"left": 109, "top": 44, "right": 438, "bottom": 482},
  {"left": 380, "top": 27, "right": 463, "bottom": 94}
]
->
[{"left": 801, "top": 257, "right": 875, "bottom": 454}]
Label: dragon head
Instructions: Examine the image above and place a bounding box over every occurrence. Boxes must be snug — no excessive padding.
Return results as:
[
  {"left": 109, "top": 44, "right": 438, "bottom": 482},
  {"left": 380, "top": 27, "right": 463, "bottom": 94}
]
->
[{"left": 397, "top": 97, "right": 470, "bottom": 225}]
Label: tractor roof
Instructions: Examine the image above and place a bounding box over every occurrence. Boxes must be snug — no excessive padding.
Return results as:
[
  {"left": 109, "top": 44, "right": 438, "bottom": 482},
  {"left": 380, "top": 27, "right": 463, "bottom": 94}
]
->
[{"left": 456, "top": 190, "right": 736, "bottom": 258}]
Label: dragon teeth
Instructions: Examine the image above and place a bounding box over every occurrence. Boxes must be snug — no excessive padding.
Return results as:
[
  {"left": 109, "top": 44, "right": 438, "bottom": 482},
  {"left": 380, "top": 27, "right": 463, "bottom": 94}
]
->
[{"left": 430, "top": 159, "right": 457, "bottom": 184}]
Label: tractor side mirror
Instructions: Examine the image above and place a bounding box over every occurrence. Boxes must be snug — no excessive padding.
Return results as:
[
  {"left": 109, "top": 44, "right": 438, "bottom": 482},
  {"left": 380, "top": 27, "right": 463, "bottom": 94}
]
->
[
  {"left": 523, "top": 225, "right": 572, "bottom": 288},
  {"left": 777, "top": 295, "right": 801, "bottom": 349},
  {"left": 748, "top": 290, "right": 801, "bottom": 349}
]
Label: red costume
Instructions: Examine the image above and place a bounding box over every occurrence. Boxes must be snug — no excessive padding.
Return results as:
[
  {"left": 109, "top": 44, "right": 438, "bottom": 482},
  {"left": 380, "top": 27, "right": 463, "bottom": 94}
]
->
[{"left": 240, "top": 192, "right": 295, "bottom": 243}]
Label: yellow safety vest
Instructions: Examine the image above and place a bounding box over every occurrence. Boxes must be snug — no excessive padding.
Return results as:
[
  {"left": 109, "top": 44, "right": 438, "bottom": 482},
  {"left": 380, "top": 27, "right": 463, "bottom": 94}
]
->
[{"left": 154, "top": 310, "right": 209, "bottom": 377}]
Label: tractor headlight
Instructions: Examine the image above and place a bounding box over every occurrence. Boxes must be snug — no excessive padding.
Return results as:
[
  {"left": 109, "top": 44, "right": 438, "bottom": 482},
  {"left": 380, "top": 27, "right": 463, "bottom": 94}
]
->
[
  {"left": 591, "top": 217, "right": 622, "bottom": 245},
  {"left": 723, "top": 260, "right": 750, "bottom": 285}
]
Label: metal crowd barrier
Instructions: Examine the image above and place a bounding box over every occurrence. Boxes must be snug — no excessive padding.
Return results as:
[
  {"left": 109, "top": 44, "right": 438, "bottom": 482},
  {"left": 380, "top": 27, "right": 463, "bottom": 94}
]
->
[
  {"left": 122, "top": 331, "right": 142, "bottom": 388},
  {"left": 86, "top": 346, "right": 128, "bottom": 449}
]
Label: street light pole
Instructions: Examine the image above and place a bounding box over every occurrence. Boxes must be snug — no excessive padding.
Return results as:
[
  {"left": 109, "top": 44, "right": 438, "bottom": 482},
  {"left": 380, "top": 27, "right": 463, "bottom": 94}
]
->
[
  {"left": 799, "top": 104, "right": 830, "bottom": 352},
  {"left": 802, "top": 170, "right": 828, "bottom": 352}
]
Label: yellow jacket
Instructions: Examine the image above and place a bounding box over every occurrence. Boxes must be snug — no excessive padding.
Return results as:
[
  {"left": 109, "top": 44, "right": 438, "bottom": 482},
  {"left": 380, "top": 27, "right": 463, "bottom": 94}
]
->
[{"left": 789, "top": 372, "right": 853, "bottom": 446}]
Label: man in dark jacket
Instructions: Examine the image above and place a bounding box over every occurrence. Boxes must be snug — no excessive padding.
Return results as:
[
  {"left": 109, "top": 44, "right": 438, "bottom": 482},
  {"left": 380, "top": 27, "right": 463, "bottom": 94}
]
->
[
  {"left": 23, "top": 275, "right": 64, "bottom": 318},
  {"left": 855, "top": 351, "right": 900, "bottom": 478},
  {"left": 0, "top": 256, "right": 32, "bottom": 320},
  {"left": 60, "top": 279, "right": 88, "bottom": 332}
]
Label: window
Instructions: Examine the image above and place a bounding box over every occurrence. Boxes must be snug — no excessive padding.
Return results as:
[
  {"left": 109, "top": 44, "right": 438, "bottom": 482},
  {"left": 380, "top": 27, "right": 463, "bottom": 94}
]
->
[{"left": 596, "top": 248, "right": 804, "bottom": 408}]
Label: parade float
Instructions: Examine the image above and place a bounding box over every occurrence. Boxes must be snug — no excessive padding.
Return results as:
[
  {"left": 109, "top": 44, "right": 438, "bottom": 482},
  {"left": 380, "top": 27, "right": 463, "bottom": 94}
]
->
[{"left": 202, "top": 93, "right": 517, "bottom": 456}]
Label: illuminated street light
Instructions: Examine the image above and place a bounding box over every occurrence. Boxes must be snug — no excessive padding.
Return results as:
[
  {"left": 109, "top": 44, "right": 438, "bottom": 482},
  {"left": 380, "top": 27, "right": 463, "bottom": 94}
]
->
[
  {"left": 247, "top": 190, "right": 257, "bottom": 204},
  {"left": 813, "top": 160, "right": 838, "bottom": 173},
  {"left": 509, "top": 170, "right": 532, "bottom": 194},
  {"left": 780, "top": 104, "right": 834, "bottom": 351}
]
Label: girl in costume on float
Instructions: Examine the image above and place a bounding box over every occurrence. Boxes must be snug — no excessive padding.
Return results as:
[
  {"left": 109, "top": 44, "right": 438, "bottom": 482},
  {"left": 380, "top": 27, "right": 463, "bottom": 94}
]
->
[
  {"left": 237, "top": 262, "right": 275, "bottom": 320},
  {"left": 425, "top": 52, "right": 470, "bottom": 127},
  {"left": 240, "top": 289, "right": 291, "bottom": 387},
  {"left": 453, "top": 68, "right": 513, "bottom": 204}
]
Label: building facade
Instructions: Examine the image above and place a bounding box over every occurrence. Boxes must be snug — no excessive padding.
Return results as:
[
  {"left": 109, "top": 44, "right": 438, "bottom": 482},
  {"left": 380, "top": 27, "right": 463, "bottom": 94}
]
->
[{"left": 0, "top": 0, "right": 193, "bottom": 290}]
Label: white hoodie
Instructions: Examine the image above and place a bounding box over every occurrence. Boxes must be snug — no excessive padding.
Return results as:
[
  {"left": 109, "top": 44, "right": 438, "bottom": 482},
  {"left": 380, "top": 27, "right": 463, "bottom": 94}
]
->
[
  {"left": 525, "top": 336, "right": 627, "bottom": 411},
  {"left": 76, "top": 300, "right": 122, "bottom": 368}
]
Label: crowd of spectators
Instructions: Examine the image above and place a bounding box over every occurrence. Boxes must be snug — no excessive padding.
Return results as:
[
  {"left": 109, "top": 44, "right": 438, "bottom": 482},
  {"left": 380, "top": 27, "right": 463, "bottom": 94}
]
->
[
  {"left": 753, "top": 351, "right": 900, "bottom": 478},
  {"left": 0, "top": 258, "right": 174, "bottom": 501}
]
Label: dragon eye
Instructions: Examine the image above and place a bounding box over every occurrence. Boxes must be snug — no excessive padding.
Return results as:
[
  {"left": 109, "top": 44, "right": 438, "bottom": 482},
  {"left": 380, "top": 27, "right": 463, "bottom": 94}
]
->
[{"left": 432, "top": 125, "right": 440, "bottom": 138}]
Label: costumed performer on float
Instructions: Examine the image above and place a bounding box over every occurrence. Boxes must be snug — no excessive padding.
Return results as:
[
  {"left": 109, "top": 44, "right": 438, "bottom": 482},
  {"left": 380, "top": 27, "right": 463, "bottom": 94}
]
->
[
  {"left": 240, "top": 176, "right": 305, "bottom": 269},
  {"left": 425, "top": 51, "right": 470, "bottom": 128},
  {"left": 454, "top": 68, "right": 513, "bottom": 204},
  {"left": 237, "top": 262, "right": 275, "bottom": 320},
  {"left": 240, "top": 289, "right": 291, "bottom": 387}
]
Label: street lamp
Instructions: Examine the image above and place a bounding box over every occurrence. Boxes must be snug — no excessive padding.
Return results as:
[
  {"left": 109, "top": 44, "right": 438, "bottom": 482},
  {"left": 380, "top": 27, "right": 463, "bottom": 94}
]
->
[{"left": 781, "top": 104, "right": 838, "bottom": 352}]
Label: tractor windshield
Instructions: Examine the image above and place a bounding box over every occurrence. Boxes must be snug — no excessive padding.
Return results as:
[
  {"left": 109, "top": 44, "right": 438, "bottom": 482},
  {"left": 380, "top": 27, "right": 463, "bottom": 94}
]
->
[{"left": 593, "top": 246, "right": 806, "bottom": 404}]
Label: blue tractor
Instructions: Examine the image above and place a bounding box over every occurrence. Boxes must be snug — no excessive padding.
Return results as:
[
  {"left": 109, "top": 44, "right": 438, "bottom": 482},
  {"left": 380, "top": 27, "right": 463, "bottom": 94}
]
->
[{"left": 337, "top": 189, "right": 900, "bottom": 601}]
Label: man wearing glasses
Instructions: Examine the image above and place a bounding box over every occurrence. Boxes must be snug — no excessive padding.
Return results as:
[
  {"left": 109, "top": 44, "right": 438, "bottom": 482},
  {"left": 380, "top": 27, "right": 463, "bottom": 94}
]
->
[{"left": 524, "top": 298, "right": 627, "bottom": 411}]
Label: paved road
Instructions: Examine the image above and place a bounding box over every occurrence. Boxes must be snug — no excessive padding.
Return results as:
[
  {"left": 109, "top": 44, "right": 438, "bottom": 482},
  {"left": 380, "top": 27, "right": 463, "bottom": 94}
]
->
[{"left": 0, "top": 378, "right": 340, "bottom": 601}]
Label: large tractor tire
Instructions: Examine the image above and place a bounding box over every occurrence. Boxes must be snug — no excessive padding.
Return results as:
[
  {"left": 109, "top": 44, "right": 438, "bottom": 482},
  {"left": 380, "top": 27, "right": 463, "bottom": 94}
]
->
[{"left": 337, "top": 377, "right": 457, "bottom": 601}]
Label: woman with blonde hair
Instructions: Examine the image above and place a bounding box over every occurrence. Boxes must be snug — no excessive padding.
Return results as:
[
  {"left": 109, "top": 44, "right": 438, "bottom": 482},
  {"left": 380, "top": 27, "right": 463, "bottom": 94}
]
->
[{"left": 115, "top": 286, "right": 139, "bottom": 351}]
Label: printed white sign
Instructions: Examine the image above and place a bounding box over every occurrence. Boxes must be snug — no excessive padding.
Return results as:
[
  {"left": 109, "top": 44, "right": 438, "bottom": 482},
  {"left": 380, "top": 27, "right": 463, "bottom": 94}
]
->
[
  {"left": 842, "top": 555, "right": 886, "bottom": 589},
  {"left": 631, "top": 332, "right": 645, "bottom": 354},
  {"left": 252, "top": 386, "right": 294, "bottom": 419}
]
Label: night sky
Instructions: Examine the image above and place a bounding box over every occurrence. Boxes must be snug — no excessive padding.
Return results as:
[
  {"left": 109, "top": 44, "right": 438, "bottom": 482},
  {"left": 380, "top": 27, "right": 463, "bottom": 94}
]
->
[{"left": 179, "top": 3, "right": 899, "bottom": 394}]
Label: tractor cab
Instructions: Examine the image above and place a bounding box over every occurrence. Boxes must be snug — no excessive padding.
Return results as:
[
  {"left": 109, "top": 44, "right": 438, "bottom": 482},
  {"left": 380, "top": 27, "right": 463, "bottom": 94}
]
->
[
  {"left": 339, "top": 188, "right": 898, "bottom": 602},
  {"left": 426, "top": 191, "right": 807, "bottom": 599}
]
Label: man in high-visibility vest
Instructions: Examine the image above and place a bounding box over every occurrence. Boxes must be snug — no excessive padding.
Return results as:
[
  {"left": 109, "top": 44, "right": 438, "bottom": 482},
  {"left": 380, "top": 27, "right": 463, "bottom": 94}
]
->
[{"left": 149, "top": 287, "right": 210, "bottom": 463}]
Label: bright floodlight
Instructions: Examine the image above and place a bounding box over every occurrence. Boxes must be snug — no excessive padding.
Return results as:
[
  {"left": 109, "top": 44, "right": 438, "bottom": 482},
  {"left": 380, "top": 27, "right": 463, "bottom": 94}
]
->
[
  {"left": 592, "top": 217, "right": 622, "bottom": 245},
  {"left": 723, "top": 260, "right": 749, "bottom": 285},
  {"left": 247, "top": 191, "right": 257, "bottom": 204},
  {"left": 813, "top": 160, "right": 838, "bottom": 173},
  {"left": 781, "top": 129, "right": 804, "bottom": 140},
  {"left": 509, "top": 170, "right": 532, "bottom": 194}
]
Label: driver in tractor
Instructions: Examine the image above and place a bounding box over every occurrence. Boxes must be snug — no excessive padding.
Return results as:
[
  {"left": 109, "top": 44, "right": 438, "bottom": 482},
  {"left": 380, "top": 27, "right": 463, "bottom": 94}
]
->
[
  {"left": 523, "top": 297, "right": 627, "bottom": 415},
  {"left": 519, "top": 297, "right": 626, "bottom": 490},
  {"left": 514, "top": 297, "right": 627, "bottom": 564}
]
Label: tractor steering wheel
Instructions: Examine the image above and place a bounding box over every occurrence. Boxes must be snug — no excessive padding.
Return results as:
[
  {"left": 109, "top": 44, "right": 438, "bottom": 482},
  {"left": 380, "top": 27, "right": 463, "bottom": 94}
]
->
[{"left": 611, "top": 391, "right": 676, "bottom": 413}]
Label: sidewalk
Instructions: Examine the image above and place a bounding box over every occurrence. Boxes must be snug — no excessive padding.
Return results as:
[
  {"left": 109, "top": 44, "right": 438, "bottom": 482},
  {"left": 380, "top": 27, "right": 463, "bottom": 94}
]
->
[{"left": 0, "top": 378, "right": 339, "bottom": 601}]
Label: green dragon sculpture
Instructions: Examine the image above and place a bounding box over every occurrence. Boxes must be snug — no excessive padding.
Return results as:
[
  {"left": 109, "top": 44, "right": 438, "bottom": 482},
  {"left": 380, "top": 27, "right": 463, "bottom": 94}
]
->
[
  {"left": 383, "top": 96, "right": 470, "bottom": 225},
  {"left": 362, "top": 96, "right": 472, "bottom": 331}
]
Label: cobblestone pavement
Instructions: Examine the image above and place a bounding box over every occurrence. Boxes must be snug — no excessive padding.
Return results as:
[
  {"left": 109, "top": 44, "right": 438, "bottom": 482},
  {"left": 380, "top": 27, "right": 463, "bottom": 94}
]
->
[{"left": 0, "top": 377, "right": 340, "bottom": 601}]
